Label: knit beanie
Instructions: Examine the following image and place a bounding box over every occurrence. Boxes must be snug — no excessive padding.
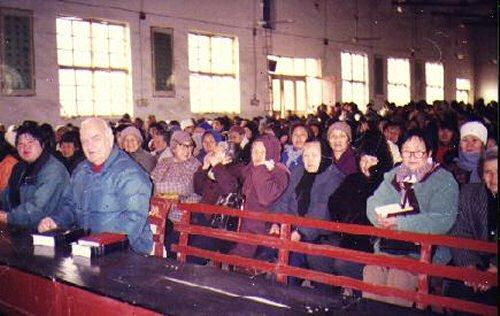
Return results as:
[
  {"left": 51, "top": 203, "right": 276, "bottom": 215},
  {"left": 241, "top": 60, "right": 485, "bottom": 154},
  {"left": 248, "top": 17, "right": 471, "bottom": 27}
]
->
[
  {"left": 460, "top": 121, "right": 488, "bottom": 144},
  {"left": 119, "top": 126, "right": 143, "bottom": 144},
  {"left": 327, "top": 121, "right": 352, "bottom": 140}
]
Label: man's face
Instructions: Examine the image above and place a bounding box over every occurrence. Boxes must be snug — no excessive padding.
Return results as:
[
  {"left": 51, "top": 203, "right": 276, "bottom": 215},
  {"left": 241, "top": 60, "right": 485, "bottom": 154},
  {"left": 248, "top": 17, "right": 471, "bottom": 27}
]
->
[
  {"left": 213, "top": 120, "right": 223, "bottom": 132},
  {"left": 80, "top": 122, "right": 113, "bottom": 166},
  {"left": 152, "top": 134, "right": 167, "bottom": 152},
  {"left": 60, "top": 142, "right": 76, "bottom": 158},
  {"left": 17, "top": 134, "right": 43, "bottom": 163}
]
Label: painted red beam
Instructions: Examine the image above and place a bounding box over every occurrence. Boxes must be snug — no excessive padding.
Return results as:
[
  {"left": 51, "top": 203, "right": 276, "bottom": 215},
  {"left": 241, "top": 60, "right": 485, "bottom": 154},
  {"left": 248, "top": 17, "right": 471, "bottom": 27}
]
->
[
  {"left": 172, "top": 245, "right": 496, "bottom": 316},
  {"left": 174, "top": 223, "right": 497, "bottom": 286},
  {"left": 179, "top": 203, "right": 497, "bottom": 253}
]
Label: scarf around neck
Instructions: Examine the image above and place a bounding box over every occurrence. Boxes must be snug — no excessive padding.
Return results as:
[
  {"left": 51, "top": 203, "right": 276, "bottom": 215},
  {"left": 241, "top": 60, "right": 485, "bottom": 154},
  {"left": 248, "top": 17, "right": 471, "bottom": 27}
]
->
[
  {"left": 455, "top": 150, "right": 481, "bottom": 183},
  {"left": 8, "top": 149, "right": 50, "bottom": 209},
  {"left": 295, "top": 156, "right": 331, "bottom": 217},
  {"left": 393, "top": 162, "right": 439, "bottom": 212}
]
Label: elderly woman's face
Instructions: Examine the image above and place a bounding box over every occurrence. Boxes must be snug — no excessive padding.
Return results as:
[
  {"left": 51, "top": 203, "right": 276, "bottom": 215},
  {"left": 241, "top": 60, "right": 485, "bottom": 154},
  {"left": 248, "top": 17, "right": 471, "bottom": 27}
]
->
[
  {"left": 251, "top": 141, "right": 266, "bottom": 166},
  {"left": 202, "top": 134, "right": 217, "bottom": 153},
  {"left": 291, "top": 127, "right": 308, "bottom": 150},
  {"left": 172, "top": 141, "right": 193, "bottom": 162},
  {"left": 303, "top": 143, "right": 322, "bottom": 173},
  {"left": 17, "top": 134, "right": 43, "bottom": 163},
  {"left": 460, "top": 135, "right": 484, "bottom": 154},
  {"left": 401, "top": 136, "right": 428, "bottom": 171},
  {"left": 122, "top": 134, "right": 141, "bottom": 153},
  {"left": 483, "top": 159, "right": 498, "bottom": 194},
  {"left": 328, "top": 129, "right": 349, "bottom": 155}
]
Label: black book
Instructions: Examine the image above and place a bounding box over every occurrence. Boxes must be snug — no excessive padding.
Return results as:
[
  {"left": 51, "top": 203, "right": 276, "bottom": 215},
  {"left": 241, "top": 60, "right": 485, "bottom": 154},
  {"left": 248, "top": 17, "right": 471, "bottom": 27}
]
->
[{"left": 32, "top": 228, "right": 88, "bottom": 247}]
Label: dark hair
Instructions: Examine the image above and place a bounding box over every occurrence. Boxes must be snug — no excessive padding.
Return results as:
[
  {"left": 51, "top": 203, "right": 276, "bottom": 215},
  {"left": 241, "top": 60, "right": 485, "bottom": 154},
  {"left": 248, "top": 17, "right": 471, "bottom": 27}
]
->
[
  {"left": 60, "top": 130, "right": 81, "bottom": 149},
  {"left": 156, "top": 128, "right": 171, "bottom": 146},
  {"left": 399, "top": 129, "right": 433, "bottom": 154},
  {"left": 39, "top": 123, "right": 56, "bottom": 151},
  {"left": 0, "top": 132, "right": 18, "bottom": 161},
  {"left": 15, "top": 123, "right": 44, "bottom": 147},
  {"left": 356, "top": 130, "right": 394, "bottom": 177}
]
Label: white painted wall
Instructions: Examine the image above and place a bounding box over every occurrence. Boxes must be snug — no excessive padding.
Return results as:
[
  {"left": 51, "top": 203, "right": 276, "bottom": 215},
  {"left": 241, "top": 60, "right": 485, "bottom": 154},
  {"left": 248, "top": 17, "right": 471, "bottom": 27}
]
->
[{"left": 0, "top": 0, "right": 496, "bottom": 126}]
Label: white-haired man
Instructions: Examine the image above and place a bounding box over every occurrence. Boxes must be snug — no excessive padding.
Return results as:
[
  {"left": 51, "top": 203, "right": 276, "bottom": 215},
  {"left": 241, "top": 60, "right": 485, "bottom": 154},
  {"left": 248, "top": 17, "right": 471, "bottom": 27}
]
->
[{"left": 38, "top": 118, "right": 153, "bottom": 254}]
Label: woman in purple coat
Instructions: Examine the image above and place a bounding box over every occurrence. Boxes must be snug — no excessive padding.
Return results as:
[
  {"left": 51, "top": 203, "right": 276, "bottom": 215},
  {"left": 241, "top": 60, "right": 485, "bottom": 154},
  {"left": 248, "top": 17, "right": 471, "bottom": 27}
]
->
[{"left": 230, "top": 134, "right": 290, "bottom": 259}]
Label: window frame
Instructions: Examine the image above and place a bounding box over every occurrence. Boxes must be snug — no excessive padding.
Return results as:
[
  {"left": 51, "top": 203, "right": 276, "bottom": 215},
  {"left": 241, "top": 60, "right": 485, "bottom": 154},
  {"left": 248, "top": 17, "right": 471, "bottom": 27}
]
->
[
  {"left": 0, "top": 7, "right": 35, "bottom": 96},
  {"left": 341, "top": 51, "right": 369, "bottom": 109},
  {"left": 56, "top": 16, "right": 132, "bottom": 118},
  {"left": 456, "top": 78, "right": 471, "bottom": 104},
  {"left": 151, "top": 26, "right": 174, "bottom": 97},
  {"left": 386, "top": 57, "right": 411, "bottom": 106},
  {"left": 425, "top": 61, "right": 444, "bottom": 104},
  {"left": 188, "top": 31, "right": 240, "bottom": 114}
]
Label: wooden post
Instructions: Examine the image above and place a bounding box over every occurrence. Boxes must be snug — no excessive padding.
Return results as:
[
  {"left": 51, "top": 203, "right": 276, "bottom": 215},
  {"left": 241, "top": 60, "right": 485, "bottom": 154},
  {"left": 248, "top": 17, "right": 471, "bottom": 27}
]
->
[
  {"left": 276, "top": 223, "right": 291, "bottom": 284},
  {"left": 416, "top": 243, "right": 432, "bottom": 310},
  {"left": 176, "top": 206, "right": 190, "bottom": 263}
]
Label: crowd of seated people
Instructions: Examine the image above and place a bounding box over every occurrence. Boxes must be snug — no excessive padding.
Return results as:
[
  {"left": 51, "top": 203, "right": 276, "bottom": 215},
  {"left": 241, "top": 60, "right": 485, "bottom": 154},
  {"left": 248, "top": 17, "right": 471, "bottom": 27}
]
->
[{"left": 0, "top": 98, "right": 497, "bottom": 308}]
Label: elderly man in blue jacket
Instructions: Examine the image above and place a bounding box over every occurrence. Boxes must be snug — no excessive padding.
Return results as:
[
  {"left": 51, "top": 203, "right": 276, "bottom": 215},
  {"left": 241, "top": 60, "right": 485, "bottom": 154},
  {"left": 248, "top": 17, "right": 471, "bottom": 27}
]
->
[{"left": 38, "top": 117, "right": 153, "bottom": 255}]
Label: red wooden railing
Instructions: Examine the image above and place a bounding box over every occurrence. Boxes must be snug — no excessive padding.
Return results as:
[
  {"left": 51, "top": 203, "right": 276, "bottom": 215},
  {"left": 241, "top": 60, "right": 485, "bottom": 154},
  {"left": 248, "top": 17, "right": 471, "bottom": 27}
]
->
[{"left": 165, "top": 202, "right": 497, "bottom": 316}]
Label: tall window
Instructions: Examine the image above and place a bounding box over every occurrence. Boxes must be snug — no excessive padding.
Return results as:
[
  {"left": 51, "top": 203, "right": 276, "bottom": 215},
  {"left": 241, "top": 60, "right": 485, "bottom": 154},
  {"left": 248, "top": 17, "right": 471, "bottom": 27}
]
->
[
  {"left": 188, "top": 33, "right": 240, "bottom": 113},
  {"left": 387, "top": 57, "right": 410, "bottom": 106},
  {"left": 0, "top": 8, "right": 34, "bottom": 96},
  {"left": 456, "top": 78, "right": 470, "bottom": 104},
  {"left": 341, "top": 52, "right": 369, "bottom": 111},
  {"left": 425, "top": 62, "right": 444, "bottom": 104},
  {"left": 268, "top": 55, "right": 322, "bottom": 116},
  {"left": 56, "top": 17, "right": 132, "bottom": 117}
]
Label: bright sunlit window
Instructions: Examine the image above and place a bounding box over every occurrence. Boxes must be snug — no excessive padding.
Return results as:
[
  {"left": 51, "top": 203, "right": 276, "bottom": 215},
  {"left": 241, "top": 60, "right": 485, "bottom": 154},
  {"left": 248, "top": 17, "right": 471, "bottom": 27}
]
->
[
  {"left": 425, "top": 62, "right": 444, "bottom": 104},
  {"left": 456, "top": 78, "right": 470, "bottom": 104},
  {"left": 387, "top": 57, "right": 410, "bottom": 106},
  {"left": 268, "top": 55, "right": 322, "bottom": 115},
  {"left": 56, "top": 17, "right": 132, "bottom": 117},
  {"left": 341, "top": 52, "right": 369, "bottom": 111},
  {"left": 188, "top": 33, "right": 240, "bottom": 113}
]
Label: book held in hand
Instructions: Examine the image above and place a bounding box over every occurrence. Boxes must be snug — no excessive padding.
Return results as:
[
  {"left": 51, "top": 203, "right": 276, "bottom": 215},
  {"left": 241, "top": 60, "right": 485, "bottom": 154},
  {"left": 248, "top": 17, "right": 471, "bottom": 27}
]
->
[
  {"left": 71, "top": 232, "right": 128, "bottom": 258},
  {"left": 32, "top": 228, "right": 87, "bottom": 247},
  {"left": 375, "top": 203, "right": 414, "bottom": 218}
]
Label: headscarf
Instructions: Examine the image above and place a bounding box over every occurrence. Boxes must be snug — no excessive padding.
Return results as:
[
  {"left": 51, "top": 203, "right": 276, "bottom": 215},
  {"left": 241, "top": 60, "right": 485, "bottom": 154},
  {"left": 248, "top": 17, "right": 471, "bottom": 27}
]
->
[{"left": 294, "top": 143, "right": 331, "bottom": 216}]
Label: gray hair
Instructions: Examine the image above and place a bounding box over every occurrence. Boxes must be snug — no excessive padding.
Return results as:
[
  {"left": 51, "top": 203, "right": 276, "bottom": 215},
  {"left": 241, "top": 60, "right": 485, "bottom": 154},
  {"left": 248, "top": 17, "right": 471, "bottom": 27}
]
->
[
  {"left": 478, "top": 146, "right": 498, "bottom": 178},
  {"left": 81, "top": 117, "right": 114, "bottom": 140}
]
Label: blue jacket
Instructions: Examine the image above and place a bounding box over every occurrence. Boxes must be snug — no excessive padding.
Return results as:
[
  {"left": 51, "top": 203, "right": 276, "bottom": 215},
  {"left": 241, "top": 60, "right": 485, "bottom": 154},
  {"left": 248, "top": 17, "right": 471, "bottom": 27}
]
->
[
  {"left": 272, "top": 164, "right": 345, "bottom": 241},
  {"left": 1, "top": 154, "right": 70, "bottom": 228},
  {"left": 280, "top": 145, "right": 304, "bottom": 172},
  {"left": 52, "top": 147, "right": 153, "bottom": 254}
]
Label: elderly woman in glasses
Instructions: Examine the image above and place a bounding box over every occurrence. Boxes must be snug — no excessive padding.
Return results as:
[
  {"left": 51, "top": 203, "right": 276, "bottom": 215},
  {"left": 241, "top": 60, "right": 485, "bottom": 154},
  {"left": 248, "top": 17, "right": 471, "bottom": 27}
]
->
[
  {"left": 151, "top": 131, "right": 201, "bottom": 202},
  {"left": 363, "top": 129, "right": 458, "bottom": 307}
]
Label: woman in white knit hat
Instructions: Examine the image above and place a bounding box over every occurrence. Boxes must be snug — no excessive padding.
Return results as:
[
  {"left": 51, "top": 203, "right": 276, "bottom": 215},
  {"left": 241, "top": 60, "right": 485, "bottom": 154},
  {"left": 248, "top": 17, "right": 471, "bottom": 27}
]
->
[{"left": 445, "top": 121, "right": 488, "bottom": 186}]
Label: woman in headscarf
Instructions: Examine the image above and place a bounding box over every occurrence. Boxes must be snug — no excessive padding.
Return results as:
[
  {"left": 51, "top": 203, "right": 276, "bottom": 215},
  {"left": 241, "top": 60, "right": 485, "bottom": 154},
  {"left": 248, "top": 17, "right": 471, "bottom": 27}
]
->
[
  {"left": 327, "top": 121, "right": 358, "bottom": 176},
  {"left": 272, "top": 141, "right": 344, "bottom": 288},
  {"left": 363, "top": 129, "right": 458, "bottom": 307},
  {"left": 229, "top": 134, "right": 289, "bottom": 259},
  {"left": 328, "top": 130, "right": 393, "bottom": 288},
  {"left": 280, "top": 124, "right": 312, "bottom": 172}
]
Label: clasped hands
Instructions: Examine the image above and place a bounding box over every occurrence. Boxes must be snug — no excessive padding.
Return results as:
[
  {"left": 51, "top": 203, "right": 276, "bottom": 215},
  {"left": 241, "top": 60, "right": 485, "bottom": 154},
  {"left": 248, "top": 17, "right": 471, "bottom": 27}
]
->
[{"left": 269, "top": 223, "right": 301, "bottom": 241}]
